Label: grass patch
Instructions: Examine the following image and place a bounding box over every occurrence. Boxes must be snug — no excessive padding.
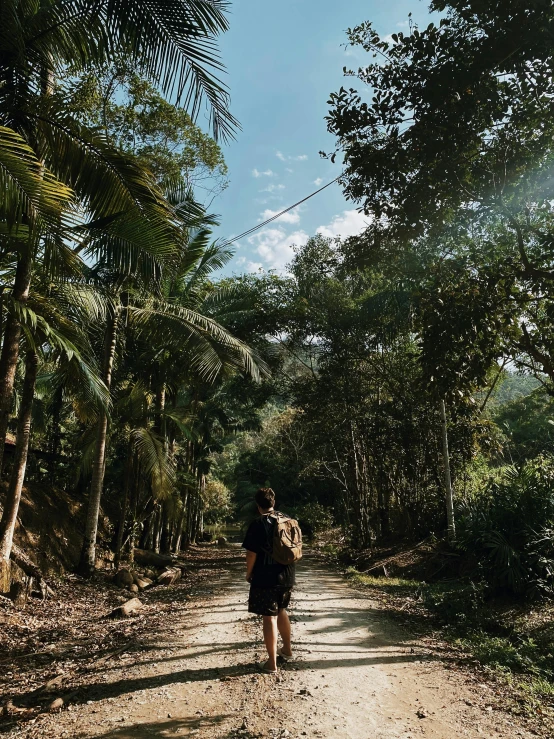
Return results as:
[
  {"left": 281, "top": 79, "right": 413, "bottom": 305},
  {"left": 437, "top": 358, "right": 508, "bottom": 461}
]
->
[
  {"left": 320, "top": 543, "right": 342, "bottom": 557},
  {"left": 346, "top": 566, "right": 554, "bottom": 703},
  {"left": 345, "top": 567, "right": 420, "bottom": 591}
]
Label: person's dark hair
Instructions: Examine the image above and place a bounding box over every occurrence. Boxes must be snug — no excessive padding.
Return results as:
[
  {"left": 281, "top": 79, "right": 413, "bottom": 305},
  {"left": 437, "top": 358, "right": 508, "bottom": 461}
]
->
[{"left": 255, "top": 487, "right": 275, "bottom": 510}]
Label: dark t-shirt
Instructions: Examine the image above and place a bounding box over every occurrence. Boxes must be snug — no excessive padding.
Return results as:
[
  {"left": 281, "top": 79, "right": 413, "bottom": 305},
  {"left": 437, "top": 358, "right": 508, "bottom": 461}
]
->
[{"left": 242, "top": 512, "right": 296, "bottom": 589}]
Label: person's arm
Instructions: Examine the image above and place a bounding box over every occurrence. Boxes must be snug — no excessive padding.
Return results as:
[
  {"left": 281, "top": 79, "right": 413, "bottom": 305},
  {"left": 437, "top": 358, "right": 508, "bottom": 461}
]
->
[{"left": 245, "top": 550, "right": 257, "bottom": 582}]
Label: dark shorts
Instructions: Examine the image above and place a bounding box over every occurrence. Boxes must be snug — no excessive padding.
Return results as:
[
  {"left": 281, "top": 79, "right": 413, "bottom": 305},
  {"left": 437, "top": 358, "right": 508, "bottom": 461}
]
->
[{"left": 248, "top": 586, "right": 292, "bottom": 617}]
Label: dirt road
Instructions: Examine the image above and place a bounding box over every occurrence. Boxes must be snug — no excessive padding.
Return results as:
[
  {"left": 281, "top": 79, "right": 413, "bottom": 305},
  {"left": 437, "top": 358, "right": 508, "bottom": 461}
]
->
[{"left": 10, "top": 551, "right": 537, "bottom": 739}]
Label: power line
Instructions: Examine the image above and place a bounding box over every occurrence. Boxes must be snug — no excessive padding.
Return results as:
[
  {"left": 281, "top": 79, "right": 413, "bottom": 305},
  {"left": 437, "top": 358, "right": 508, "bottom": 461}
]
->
[{"left": 218, "top": 175, "right": 341, "bottom": 248}]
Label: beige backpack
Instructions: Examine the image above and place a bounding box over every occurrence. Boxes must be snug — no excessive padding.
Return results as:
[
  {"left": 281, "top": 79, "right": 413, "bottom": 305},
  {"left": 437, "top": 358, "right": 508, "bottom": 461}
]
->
[{"left": 268, "top": 513, "right": 302, "bottom": 565}]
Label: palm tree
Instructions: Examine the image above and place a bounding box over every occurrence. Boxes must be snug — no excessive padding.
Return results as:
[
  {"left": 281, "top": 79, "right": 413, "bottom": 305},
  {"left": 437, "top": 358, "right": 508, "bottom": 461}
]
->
[
  {"left": 0, "top": 275, "right": 109, "bottom": 588},
  {"left": 77, "top": 231, "right": 267, "bottom": 573},
  {"left": 84, "top": 235, "right": 269, "bottom": 566},
  {"left": 0, "top": 0, "right": 239, "bottom": 580},
  {"left": 0, "top": 0, "right": 237, "bottom": 140},
  {"left": 0, "top": 0, "right": 238, "bottom": 481}
]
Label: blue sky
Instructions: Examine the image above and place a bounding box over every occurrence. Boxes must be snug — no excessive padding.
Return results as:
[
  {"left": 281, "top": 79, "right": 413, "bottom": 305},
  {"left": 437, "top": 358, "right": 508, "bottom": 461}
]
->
[{"left": 208, "top": 0, "right": 433, "bottom": 274}]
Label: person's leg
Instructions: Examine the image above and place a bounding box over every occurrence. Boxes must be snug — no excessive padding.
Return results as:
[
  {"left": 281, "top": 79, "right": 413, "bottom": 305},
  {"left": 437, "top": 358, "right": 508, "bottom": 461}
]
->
[
  {"left": 277, "top": 608, "right": 292, "bottom": 656},
  {"left": 262, "top": 615, "right": 278, "bottom": 671}
]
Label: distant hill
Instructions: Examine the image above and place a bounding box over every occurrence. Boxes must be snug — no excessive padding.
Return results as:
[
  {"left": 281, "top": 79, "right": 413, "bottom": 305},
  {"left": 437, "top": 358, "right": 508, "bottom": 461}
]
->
[{"left": 484, "top": 371, "right": 541, "bottom": 409}]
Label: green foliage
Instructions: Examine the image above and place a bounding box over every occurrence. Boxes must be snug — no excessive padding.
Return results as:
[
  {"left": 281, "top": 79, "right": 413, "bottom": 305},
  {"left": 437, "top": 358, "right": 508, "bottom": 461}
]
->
[
  {"left": 64, "top": 64, "right": 228, "bottom": 200},
  {"left": 294, "top": 503, "right": 334, "bottom": 540},
  {"left": 345, "top": 569, "right": 419, "bottom": 591},
  {"left": 493, "top": 388, "right": 554, "bottom": 463},
  {"left": 455, "top": 632, "right": 550, "bottom": 679},
  {"left": 0, "top": 126, "right": 74, "bottom": 232},
  {"left": 327, "top": 3, "right": 554, "bottom": 239},
  {"left": 217, "top": 236, "right": 487, "bottom": 546},
  {"left": 422, "top": 581, "right": 486, "bottom": 627},
  {"left": 457, "top": 459, "right": 554, "bottom": 596},
  {"left": 326, "top": 1, "right": 554, "bottom": 393},
  {"left": 202, "top": 478, "right": 232, "bottom": 525},
  {"left": 486, "top": 373, "right": 541, "bottom": 409}
]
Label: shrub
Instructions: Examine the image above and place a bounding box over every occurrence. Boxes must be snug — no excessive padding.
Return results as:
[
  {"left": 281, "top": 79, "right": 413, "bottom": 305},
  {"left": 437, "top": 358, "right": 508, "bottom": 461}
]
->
[
  {"left": 202, "top": 479, "right": 232, "bottom": 525},
  {"left": 457, "top": 457, "right": 554, "bottom": 597},
  {"left": 422, "top": 581, "right": 486, "bottom": 626},
  {"left": 295, "top": 503, "right": 334, "bottom": 540}
]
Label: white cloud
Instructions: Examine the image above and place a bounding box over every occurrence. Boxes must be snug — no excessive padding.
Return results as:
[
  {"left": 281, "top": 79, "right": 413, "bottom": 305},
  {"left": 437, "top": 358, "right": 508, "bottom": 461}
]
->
[
  {"left": 252, "top": 168, "right": 275, "bottom": 178},
  {"left": 261, "top": 183, "right": 285, "bottom": 193},
  {"left": 286, "top": 168, "right": 294, "bottom": 174},
  {"left": 275, "top": 152, "right": 308, "bottom": 162},
  {"left": 316, "top": 209, "right": 369, "bottom": 239},
  {"left": 248, "top": 227, "right": 309, "bottom": 271},
  {"left": 313, "top": 177, "right": 323, "bottom": 186},
  {"left": 247, "top": 261, "right": 264, "bottom": 272},
  {"left": 236, "top": 209, "right": 369, "bottom": 275},
  {"left": 397, "top": 20, "right": 410, "bottom": 27},
  {"left": 260, "top": 207, "right": 301, "bottom": 225}
]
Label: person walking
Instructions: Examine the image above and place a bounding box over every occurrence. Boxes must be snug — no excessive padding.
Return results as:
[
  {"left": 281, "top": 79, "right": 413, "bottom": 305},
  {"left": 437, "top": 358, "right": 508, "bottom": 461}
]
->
[{"left": 242, "top": 487, "right": 301, "bottom": 674}]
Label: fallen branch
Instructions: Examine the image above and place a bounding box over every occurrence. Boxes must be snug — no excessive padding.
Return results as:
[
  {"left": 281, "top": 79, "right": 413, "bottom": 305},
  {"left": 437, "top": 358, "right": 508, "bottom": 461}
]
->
[
  {"left": 133, "top": 548, "right": 174, "bottom": 568},
  {"left": 357, "top": 538, "right": 432, "bottom": 575},
  {"left": 91, "top": 644, "right": 130, "bottom": 666},
  {"left": 156, "top": 567, "right": 181, "bottom": 586},
  {"left": 10, "top": 545, "right": 53, "bottom": 598}
]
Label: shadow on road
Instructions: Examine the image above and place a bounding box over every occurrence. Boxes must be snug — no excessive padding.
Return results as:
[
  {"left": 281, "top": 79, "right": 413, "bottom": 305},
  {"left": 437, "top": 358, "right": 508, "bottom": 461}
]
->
[
  {"left": 3, "top": 552, "right": 444, "bottom": 737},
  {"left": 72, "top": 713, "right": 233, "bottom": 739}
]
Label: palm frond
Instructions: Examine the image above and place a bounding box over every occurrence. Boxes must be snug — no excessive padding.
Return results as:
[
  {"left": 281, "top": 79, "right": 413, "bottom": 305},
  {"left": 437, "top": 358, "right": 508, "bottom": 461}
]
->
[
  {"left": 127, "top": 299, "right": 268, "bottom": 382},
  {"left": 131, "top": 426, "right": 175, "bottom": 499},
  {"left": 162, "top": 408, "right": 197, "bottom": 441},
  {"left": 99, "top": 0, "right": 239, "bottom": 141},
  {"left": 182, "top": 239, "right": 234, "bottom": 297},
  {"left": 114, "top": 380, "right": 152, "bottom": 422},
  {"left": 0, "top": 125, "right": 73, "bottom": 231},
  {"left": 15, "top": 0, "right": 238, "bottom": 141},
  {"left": 31, "top": 102, "right": 177, "bottom": 236}
]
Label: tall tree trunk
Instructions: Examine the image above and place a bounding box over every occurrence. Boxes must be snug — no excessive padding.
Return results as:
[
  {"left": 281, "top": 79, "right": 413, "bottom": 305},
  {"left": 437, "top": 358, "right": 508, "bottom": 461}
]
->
[
  {"left": 172, "top": 504, "right": 186, "bottom": 553},
  {"left": 0, "top": 351, "right": 38, "bottom": 591},
  {"left": 114, "top": 444, "right": 133, "bottom": 570},
  {"left": 149, "top": 505, "right": 160, "bottom": 552},
  {"left": 194, "top": 474, "right": 206, "bottom": 543},
  {"left": 440, "top": 398, "right": 456, "bottom": 543},
  {"left": 377, "top": 485, "right": 391, "bottom": 539},
  {"left": 49, "top": 385, "right": 63, "bottom": 483},
  {"left": 182, "top": 441, "right": 196, "bottom": 547},
  {"left": 128, "top": 461, "right": 141, "bottom": 566},
  {"left": 0, "top": 251, "right": 33, "bottom": 478},
  {"left": 142, "top": 509, "right": 155, "bottom": 550},
  {"left": 160, "top": 501, "right": 172, "bottom": 554},
  {"left": 182, "top": 488, "right": 193, "bottom": 547},
  {"left": 155, "top": 384, "right": 166, "bottom": 433},
  {"left": 350, "top": 420, "right": 372, "bottom": 548},
  {"left": 78, "top": 305, "right": 119, "bottom": 576},
  {"left": 377, "top": 455, "right": 391, "bottom": 539}
]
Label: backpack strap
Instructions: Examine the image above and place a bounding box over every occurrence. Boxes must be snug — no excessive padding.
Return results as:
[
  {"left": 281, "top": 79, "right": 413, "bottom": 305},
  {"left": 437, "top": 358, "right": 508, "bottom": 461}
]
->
[{"left": 260, "top": 513, "right": 276, "bottom": 564}]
